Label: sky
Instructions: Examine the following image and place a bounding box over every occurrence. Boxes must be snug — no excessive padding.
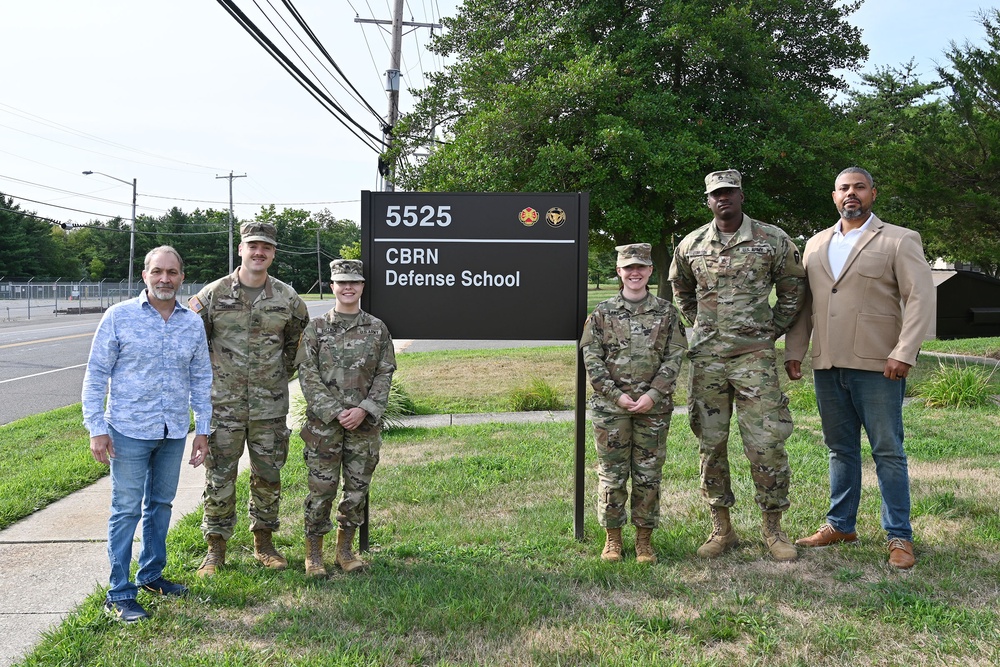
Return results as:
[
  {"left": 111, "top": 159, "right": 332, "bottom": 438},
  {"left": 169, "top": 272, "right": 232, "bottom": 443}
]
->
[{"left": 1, "top": 1, "right": 994, "bottom": 231}]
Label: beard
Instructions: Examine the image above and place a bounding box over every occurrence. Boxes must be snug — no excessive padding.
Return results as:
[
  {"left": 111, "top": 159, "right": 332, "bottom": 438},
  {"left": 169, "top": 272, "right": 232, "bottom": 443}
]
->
[
  {"left": 840, "top": 203, "right": 865, "bottom": 220},
  {"left": 150, "top": 285, "right": 176, "bottom": 300}
]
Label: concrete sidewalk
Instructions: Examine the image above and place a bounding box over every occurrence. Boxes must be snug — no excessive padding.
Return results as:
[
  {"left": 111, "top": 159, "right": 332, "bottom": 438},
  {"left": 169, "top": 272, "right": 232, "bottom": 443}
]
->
[
  {"left": 0, "top": 397, "right": 580, "bottom": 666},
  {"left": 0, "top": 435, "right": 252, "bottom": 667}
]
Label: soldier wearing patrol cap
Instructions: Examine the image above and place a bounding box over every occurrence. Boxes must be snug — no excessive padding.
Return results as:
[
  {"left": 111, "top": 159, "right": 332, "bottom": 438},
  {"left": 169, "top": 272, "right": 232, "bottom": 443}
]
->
[
  {"left": 580, "top": 243, "right": 686, "bottom": 565},
  {"left": 188, "top": 221, "right": 309, "bottom": 576},
  {"left": 295, "top": 259, "right": 396, "bottom": 576},
  {"left": 668, "top": 169, "right": 806, "bottom": 562}
]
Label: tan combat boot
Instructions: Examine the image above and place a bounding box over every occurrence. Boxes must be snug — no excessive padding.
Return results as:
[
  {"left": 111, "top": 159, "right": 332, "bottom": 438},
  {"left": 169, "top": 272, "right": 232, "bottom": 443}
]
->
[
  {"left": 635, "top": 527, "right": 657, "bottom": 565},
  {"left": 762, "top": 512, "right": 798, "bottom": 562},
  {"left": 197, "top": 534, "right": 227, "bottom": 578},
  {"left": 304, "top": 534, "right": 326, "bottom": 578},
  {"left": 601, "top": 527, "right": 623, "bottom": 562},
  {"left": 253, "top": 529, "right": 288, "bottom": 570},
  {"left": 697, "top": 507, "right": 739, "bottom": 558},
  {"left": 334, "top": 527, "right": 366, "bottom": 573}
]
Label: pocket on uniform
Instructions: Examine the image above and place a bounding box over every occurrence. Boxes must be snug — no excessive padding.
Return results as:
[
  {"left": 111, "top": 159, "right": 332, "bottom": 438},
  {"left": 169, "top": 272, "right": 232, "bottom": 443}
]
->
[{"left": 299, "top": 418, "right": 323, "bottom": 447}]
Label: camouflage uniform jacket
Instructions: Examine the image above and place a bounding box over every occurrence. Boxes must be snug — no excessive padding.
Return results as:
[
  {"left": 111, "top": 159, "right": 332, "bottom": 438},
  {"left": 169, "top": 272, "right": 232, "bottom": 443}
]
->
[
  {"left": 580, "top": 291, "right": 686, "bottom": 414},
  {"left": 189, "top": 269, "right": 309, "bottom": 422},
  {"left": 295, "top": 309, "right": 397, "bottom": 426},
  {"left": 669, "top": 214, "right": 805, "bottom": 357}
]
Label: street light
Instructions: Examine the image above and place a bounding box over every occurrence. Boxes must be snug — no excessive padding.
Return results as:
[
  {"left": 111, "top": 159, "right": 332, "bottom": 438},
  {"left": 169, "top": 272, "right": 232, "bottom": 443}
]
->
[{"left": 83, "top": 170, "right": 137, "bottom": 297}]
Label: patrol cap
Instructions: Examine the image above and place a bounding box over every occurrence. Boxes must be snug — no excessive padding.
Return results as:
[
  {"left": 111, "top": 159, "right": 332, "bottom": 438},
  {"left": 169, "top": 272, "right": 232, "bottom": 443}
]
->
[
  {"left": 330, "top": 259, "right": 365, "bottom": 282},
  {"left": 240, "top": 221, "right": 278, "bottom": 245},
  {"left": 704, "top": 169, "right": 742, "bottom": 194},
  {"left": 615, "top": 243, "right": 653, "bottom": 268}
]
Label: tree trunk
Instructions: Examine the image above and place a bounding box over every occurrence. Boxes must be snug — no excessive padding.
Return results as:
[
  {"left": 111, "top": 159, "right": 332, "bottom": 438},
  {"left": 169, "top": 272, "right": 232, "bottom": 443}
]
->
[{"left": 651, "top": 241, "right": 673, "bottom": 301}]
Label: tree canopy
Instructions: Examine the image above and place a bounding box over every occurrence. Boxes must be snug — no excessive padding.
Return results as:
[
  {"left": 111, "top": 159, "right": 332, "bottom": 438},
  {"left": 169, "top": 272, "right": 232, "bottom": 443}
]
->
[
  {"left": 0, "top": 196, "right": 360, "bottom": 288},
  {"left": 847, "top": 9, "right": 1000, "bottom": 276},
  {"left": 386, "top": 0, "right": 869, "bottom": 293}
]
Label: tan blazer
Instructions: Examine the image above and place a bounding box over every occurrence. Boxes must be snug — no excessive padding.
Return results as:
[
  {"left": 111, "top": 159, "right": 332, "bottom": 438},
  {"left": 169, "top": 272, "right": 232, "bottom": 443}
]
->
[{"left": 785, "top": 215, "right": 935, "bottom": 372}]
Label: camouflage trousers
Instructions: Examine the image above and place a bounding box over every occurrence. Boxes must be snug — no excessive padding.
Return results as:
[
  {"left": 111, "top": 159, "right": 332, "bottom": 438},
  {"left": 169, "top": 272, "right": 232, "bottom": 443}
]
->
[
  {"left": 592, "top": 410, "right": 671, "bottom": 529},
  {"left": 201, "top": 417, "right": 290, "bottom": 539},
  {"left": 300, "top": 415, "right": 382, "bottom": 536},
  {"left": 688, "top": 349, "right": 793, "bottom": 512}
]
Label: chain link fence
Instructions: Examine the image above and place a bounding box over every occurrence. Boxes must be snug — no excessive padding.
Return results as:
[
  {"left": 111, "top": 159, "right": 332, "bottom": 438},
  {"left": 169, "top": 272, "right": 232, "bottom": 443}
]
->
[{"left": 0, "top": 281, "right": 207, "bottom": 322}]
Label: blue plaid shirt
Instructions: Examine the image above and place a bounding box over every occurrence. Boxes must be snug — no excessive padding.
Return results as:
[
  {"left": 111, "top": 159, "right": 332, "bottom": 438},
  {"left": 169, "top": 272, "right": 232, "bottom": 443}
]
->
[{"left": 82, "top": 290, "right": 212, "bottom": 440}]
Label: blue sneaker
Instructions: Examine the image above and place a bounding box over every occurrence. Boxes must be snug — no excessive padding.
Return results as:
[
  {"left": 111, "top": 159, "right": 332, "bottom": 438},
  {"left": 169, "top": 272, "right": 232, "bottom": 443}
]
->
[
  {"left": 104, "top": 598, "right": 149, "bottom": 623},
  {"left": 140, "top": 576, "right": 189, "bottom": 597}
]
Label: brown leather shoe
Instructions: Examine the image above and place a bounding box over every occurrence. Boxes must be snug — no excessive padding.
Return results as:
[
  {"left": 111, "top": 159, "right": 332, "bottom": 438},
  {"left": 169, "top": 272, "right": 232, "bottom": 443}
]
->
[
  {"left": 795, "top": 523, "right": 858, "bottom": 547},
  {"left": 888, "top": 538, "right": 915, "bottom": 569}
]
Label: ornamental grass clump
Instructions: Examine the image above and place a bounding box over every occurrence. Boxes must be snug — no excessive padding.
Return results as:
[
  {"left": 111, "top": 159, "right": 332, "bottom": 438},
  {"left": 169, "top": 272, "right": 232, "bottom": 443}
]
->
[
  {"left": 508, "top": 376, "right": 565, "bottom": 411},
  {"left": 918, "top": 362, "right": 998, "bottom": 408}
]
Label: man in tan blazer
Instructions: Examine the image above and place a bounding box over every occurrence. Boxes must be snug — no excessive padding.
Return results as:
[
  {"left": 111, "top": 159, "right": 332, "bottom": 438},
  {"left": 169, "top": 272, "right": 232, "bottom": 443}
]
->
[{"left": 784, "top": 167, "right": 935, "bottom": 569}]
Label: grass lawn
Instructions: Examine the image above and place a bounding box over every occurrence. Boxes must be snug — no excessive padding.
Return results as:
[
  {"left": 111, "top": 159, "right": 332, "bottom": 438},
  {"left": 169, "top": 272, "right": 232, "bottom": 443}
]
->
[
  {"left": 16, "top": 344, "right": 1000, "bottom": 666},
  {"left": 0, "top": 405, "right": 103, "bottom": 530}
]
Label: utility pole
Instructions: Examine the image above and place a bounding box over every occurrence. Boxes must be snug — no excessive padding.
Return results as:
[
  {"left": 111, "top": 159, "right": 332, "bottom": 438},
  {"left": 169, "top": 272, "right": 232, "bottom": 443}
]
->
[
  {"left": 216, "top": 171, "right": 247, "bottom": 272},
  {"left": 356, "top": 5, "right": 441, "bottom": 192}
]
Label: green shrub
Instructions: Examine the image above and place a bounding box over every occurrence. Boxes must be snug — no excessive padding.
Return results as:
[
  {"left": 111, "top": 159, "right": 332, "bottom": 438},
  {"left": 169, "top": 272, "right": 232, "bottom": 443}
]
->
[
  {"left": 918, "top": 362, "right": 998, "bottom": 408},
  {"left": 508, "top": 377, "right": 565, "bottom": 411}
]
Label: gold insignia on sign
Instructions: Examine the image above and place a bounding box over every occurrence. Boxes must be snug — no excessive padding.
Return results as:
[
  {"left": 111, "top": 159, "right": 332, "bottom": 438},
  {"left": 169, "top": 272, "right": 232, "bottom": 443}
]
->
[
  {"left": 546, "top": 207, "right": 566, "bottom": 228},
  {"left": 519, "top": 207, "right": 539, "bottom": 226}
]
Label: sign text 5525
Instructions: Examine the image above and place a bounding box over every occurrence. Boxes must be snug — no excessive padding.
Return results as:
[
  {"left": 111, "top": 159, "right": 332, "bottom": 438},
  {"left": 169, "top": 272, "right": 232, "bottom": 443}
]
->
[{"left": 385, "top": 205, "right": 452, "bottom": 227}]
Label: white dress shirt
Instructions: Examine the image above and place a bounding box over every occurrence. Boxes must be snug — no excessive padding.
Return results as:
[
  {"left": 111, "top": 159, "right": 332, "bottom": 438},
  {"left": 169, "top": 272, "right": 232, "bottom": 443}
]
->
[{"left": 828, "top": 213, "right": 874, "bottom": 280}]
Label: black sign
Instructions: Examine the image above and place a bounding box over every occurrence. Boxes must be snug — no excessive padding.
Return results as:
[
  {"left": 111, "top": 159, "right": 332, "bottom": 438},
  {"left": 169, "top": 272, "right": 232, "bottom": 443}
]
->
[{"left": 361, "top": 192, "right": 589, "bottom": 340}]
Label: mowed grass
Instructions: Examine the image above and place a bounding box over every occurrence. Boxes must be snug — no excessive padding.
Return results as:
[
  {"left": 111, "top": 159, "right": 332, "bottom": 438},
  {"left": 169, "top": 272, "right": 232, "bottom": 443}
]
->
[
  {"left": 921, "top": 336, "right": 1000, "bottom": 359},
  {"left": 22, "top": 408, "right": 1000, "bottom": 666},
  {"left": 18, "top": 344, "right": 1000, "bottom": 666},
  {"left": 0, "top": 404, "right": 104, "bottom": 529}
]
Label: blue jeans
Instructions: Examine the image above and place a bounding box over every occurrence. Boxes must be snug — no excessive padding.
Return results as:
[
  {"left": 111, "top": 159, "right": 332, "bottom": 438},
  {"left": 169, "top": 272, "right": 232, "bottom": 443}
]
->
[
  {"left": 106, "top": 426, "right": 186, "bottom": 602},
  {"left": 813, "top": 368, "right": 911, "bottom": 541}
]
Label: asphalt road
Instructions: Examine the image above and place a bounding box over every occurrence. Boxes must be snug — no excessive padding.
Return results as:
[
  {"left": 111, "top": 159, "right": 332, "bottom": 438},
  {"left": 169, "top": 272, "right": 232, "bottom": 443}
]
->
[
  {"left": 0, "top": 301, "right": 340, "bottom": 426},
  {"left": 0, "top": 299, "right": 574, "bottom": 426},
  {"left": 0, "top": 314, "right": 104, "bottom": 426}
]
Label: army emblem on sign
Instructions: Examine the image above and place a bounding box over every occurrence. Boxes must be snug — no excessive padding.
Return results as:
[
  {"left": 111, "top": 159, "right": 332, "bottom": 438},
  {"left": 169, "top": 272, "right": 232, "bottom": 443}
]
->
[
  {"left": 519, "top": 207, "right": 539, "bottom": 226},
  {"left": 546, "top": 207, "right": 566, "bottom": 228}
]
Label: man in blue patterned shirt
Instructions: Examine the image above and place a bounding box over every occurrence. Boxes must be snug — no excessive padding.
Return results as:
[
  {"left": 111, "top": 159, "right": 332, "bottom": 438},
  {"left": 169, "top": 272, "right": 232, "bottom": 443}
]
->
[{"left": 82, "top": 246, "right": 213, "bottom": 623}]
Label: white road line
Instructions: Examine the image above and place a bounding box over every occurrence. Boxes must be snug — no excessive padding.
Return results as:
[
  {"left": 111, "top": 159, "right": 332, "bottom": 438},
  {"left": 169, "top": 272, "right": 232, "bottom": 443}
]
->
[{"left": 0, "top": 363, "right": 88, "bottom": 385}]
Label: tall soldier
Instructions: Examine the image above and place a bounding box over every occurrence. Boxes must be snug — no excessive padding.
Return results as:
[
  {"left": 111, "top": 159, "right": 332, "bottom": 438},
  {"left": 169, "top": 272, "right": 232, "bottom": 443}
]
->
[
  {"left": 189, "top": 221, "right": 310, "bottom": 576},
  {"left": 669, "top": 170, "right": 806, "bottom": 562},
  {"left": 296, "top": 259, "right": 396, "bottom": 576},
  {"left": 581, "top": 243, "right": 686, "bottom": 565}
]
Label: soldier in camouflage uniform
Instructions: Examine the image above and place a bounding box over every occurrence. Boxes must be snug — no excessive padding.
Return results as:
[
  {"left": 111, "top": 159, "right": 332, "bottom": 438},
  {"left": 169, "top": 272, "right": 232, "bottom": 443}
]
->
[
  {"left": 295, "top": 259, "right": 395, "bottom": 577},
  {"left": 580, "top": 243, "right": 686, "bottom": 565},
  {"left": 668, "top": 169, "right": 806, "bottom": 562},
  {"left": 188, "top": 221, "right": 309, "bottom": 576}
]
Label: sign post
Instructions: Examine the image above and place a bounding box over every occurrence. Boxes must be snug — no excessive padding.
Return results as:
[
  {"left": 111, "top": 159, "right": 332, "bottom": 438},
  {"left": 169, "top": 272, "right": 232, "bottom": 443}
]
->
[{"left": 361, "top": 191, "right": 591, "bottom": 540}]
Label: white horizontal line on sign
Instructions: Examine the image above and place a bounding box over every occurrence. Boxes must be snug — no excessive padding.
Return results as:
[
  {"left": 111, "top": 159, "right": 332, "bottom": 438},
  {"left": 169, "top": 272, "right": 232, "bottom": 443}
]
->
[{"left": 374, "top": 238, "right": 576, "bottom": 244}]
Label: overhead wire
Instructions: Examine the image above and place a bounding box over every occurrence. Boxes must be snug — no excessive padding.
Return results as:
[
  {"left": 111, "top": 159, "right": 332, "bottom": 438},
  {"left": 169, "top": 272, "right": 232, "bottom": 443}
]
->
[
  {"left": 280, "top": 0, "right": 386, "bottom": 123},
  {"left": 214, "top": 0, "right": 384, "bottom": 152},
  {"left": 252, "top": 0, "right": 349, "bottom": 117},
  {"left": 0, "top": 103, "right": 227, "bottom": 171}
]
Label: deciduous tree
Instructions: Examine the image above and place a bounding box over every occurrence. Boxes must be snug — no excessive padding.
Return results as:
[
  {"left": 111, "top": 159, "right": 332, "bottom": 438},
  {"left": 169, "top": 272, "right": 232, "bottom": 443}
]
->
[{"left": 386, "top": 0, "right": 867, "bottom": 294}]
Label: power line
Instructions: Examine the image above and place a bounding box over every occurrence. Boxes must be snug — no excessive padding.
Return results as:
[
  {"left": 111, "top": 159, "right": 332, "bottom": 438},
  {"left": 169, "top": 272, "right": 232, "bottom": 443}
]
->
[
  {"left": 0, "top": 103, "right": 227, "bottom": 171},
  {"left": 280, "top": 0, "right": 386, "bottom": 123},
  {"left": 214, "top": 0, "right": 384, "bottom": 151},
  {"left": 1, "top": 172, "right": 359, "bottom": 212},
  {"left": 0, "top": 205, "right": 228, "bottom": 236}
]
